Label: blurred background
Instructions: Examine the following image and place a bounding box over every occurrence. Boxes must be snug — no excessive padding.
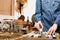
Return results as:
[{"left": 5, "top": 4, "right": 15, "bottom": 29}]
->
[{"left": 0, "top": 0, "right": 36, "bottom": 22}]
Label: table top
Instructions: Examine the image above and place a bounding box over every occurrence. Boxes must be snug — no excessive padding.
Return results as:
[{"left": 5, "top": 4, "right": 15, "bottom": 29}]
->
[{"left": 0, "top": 20, "right": 60, "bottom": 40}]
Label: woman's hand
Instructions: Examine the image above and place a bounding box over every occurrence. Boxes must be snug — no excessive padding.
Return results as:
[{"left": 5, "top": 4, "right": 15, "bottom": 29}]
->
[
  {"left": 46, "top": 24, "right": 58, "bottom": 35},
  {"left": 35, "top": 21, "right": 43, "bottom": 33}
]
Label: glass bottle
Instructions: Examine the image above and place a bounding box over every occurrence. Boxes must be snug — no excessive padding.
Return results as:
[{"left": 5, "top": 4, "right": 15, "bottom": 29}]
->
[{"left": 26, "top": 16, "right": 30, "bottom": 30}]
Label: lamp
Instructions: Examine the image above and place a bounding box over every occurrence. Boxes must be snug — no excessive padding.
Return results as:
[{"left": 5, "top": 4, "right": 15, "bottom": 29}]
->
[{"left": 16, "top": 0, "right": 27, "bottom": 21}]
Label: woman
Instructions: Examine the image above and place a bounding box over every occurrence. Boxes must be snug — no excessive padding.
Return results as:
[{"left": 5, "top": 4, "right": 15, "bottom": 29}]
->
[{"left": 35, "top": 0, "right": 60, "bottom": 34}]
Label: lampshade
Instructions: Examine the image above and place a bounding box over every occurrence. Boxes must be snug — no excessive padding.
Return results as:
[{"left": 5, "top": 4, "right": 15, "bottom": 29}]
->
[{"left": 16, "top": 0, "right": 27, "bottom": 13}]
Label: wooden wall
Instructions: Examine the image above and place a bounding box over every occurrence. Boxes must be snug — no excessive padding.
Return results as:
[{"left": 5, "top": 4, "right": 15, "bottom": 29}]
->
[{"left": 0, "top": 0, "right": 14, "bottom": 16}]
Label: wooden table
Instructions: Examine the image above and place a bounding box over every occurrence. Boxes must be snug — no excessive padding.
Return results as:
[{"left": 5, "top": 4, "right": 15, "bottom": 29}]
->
[
  {"left": 0, "top": 20, "right": 60, "bottom": 40},
  {"left": 17, "top": 37, "right": 53, "bottom": 40}
]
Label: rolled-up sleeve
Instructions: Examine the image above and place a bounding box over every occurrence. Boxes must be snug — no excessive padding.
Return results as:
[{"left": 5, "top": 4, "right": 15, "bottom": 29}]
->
[
  {"left": 54, "top": 12, "right": 60, "bottom": 25},
  {"left": 54, "top": 1, "right": 60, "bottom": 25},
  {"left": 35, "top": 0, "right": 42, "bottom": 22}
]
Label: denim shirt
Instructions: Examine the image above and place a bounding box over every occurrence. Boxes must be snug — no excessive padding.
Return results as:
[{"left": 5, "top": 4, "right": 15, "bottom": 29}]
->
[{"left": 35, "top": 0, "right": 60, "bottom": 32}]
